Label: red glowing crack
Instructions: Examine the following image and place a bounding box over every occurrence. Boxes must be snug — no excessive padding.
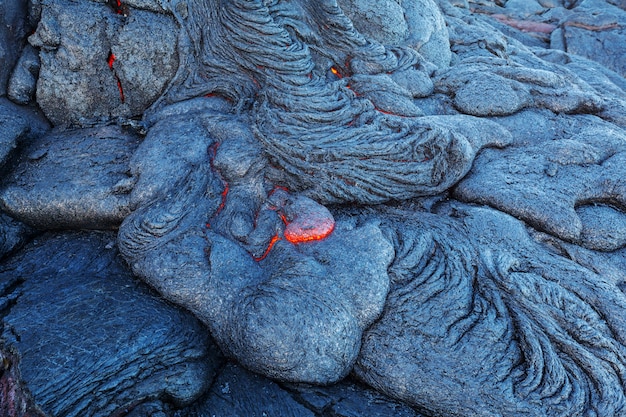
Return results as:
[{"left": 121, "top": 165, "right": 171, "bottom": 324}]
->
[
  {"left": 251, "top": 190, "right": 335, "bottom": 262},
  {"left": 106, "top": 52, "right": 125, "bottom": 103},
  {"left": 253, "top": 234, "right": 281, "bottom": 261}
]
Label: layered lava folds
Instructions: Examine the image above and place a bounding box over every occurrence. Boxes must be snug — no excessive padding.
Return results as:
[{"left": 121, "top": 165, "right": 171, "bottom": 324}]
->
[{"left": 159, "top": 0, "right": 508, "bottom": 206}]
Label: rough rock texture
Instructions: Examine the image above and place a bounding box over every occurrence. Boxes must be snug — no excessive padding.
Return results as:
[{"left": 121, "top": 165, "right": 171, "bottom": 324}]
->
[
  {"left": 0, "top": 98, "right": 49, "bottom": 170},
  {"left": 0, "top": 345, "right": 47, "bottom": 417},
  {"left": 30, "top": 0, "right": 178, "bottom": 125},
  {"left": 119, "top": 104, "right": 394, "bottom": 384},
  {"left": 454, "top": 112, "right": 626, "bottom": 249},
  {"left": 0, "top": 0, "right": 29, "bottom": 97},
  {"left": 7, "top": 45, "right": 40, "bottom": 105},
  {"left": 177, "top": 363, "right": 425, "bottom": 417},
  {"left": 0, "top": 213, "right": 34, "bottom": 260},
  {"left": 3, "top": 0, "right": 626, "bottom": 416},
  {"left": 178, "top": 363, "right": 317, "bottom": 417},
  {"left": 551, "top": 0, "right": 626, "bottom": 77},
  {"left": 355, "top": 203, "right": 626, "bottom": 417},
  {"left": 0, "top": 232, "right": 221, "bottom": 417},
  {"left": 0, "top": 124, "right": 140, "bottom": 229}
]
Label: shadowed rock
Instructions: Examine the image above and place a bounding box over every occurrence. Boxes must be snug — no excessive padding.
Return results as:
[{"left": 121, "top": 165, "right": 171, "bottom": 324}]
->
[
  {"left": 0, "top": 98, "right": 49, "bottom": 170},
  {"left": 0, "top": 124, "right": 140, "bottom": 229},
  {"left": 0, "top": 345, "right": 47, "bottom": 417},
  {"left": 0, "top": 0, "right": 29, "bottom": 97},
  {"left": 0, "top": 232, "right": 221, "bottom": 417}
]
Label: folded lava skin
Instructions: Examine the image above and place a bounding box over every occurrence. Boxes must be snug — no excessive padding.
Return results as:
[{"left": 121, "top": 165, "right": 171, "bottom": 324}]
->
[{"left": 3, "top": 0, "right": 626, "bottom": 416}]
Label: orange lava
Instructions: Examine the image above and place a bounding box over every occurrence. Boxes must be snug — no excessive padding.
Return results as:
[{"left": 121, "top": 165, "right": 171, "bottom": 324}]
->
[
  {"left": 284, "top": 219, "right": 335, "bottom": 244},
  {"left": 254, "top": 234, "right": 281, "bottom": 261}
]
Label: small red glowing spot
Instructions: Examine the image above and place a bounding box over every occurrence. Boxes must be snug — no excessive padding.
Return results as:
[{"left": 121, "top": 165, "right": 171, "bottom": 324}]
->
[
  {"left": 107, "top": 53, "right": 116, "bottom": 69},
  {"left": 254, "top": 234, "right": 281, "bottom": 261},
  {"left": 217, "top": 183, "right": 229, "bottom": 214},
  {"left": 116, "top": 78, "right": 125, "bottom": 102},
  {"left": 106, "top": 52, "right": 125, "bottom": 103},
  {"left": 330, "top": 67, "right": 342, "bottom": 79}
]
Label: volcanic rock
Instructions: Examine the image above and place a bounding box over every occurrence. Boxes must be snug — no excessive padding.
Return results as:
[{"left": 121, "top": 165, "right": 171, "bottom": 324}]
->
[
  {"left": 0, "top": 98, "right": 49, "bottom": 170},
  {"left": 454, "top": 113, "right": 626, "bottom": 247},
  {"left": 0, "top": 0, "right": 29, "bottom": 97},
  {"left": 355, "top": 203, "right": 626, "bottom": 416},
  {"left": 30, "top": 0, "right": 178, "bottom": 125},
  {"left": 551, "top": 0, "right": 626, "bottom": 77},
  {"left": 7, "top": 45, "right": 40, "bottom": 105},
  {"left": 0, "top": 124, "right": 140, "bottom": 230},
  {"left": 0, "top": 231, "right": 221, "bottom": 417}
]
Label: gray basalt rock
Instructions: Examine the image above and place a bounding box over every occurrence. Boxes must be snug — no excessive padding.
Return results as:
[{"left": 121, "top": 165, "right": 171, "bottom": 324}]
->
[
  {"left": 0, "top": 124, "right": 140, "bottom": 230},
  {"left": 437, "top": 15, "right": 603, "bottom": 117},
  {"left": 177, "top": 363, "right": 316, "bottom": 417},
  {"left": 551, "top": 0, "right": 626, "bottom": 77},
  {"left": 0, "top": 231, "right": 221, "bottom": 417},
  {"left": 7, "top": 0, "right": 626, "bottom": 415},
  {"left": 0, "top": 213, "right": 35, "bottom": 260},
  {"left": 0, "top": 344, "right": 47, "bottom": 417},
  {"left": 454, "top": 114, "right": 626, "bottom": 247},
  {"left": 7, "top": 45, "right": 40, "bottom": 105},
  {"left": 177, "top": 363, "right": 425, "bottom": 417},
  {"left": 286, "top": 377, "right": 425, "bottom": 416},
  {"left": 30, "top": 0, "right": 178, "bottom": 126},
  {"left": 0, "top": 98, "right": 49, "bottom": 170},
  {"left": 355, "top": 203, "right": 626, "bottom": 416},
  {"left": 119, "top": 106, "right": 394, "bottom": 384}
]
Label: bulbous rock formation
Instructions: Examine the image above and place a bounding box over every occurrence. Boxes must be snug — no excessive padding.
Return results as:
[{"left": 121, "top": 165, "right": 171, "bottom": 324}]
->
[{"left": 3, "top": 0, "right": 626, "bottom": 415}]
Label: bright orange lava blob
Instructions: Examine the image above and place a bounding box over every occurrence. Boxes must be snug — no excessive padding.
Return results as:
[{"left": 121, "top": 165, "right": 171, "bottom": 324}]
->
[
  {"left": 279, "top": 197, "right": 336, "bottom": 244},
  {"left": 284, "top": 219, "right": 335, "bottom": 243}
]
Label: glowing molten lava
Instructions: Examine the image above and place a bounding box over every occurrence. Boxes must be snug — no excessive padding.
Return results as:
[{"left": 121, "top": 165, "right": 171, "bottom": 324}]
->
[
  {"left": 106, "top": 52, "right": 125, "bottom": 103},
  {"left": 273, "top": 189, "right": 335, "bottom": 244},
  {"left": 253, "top": 234, "right": 281, "bottom": 261},
  {"left": 107, "top": 53, "right": 116, "bottom": 69},
  {"left": 330, "top": 66, "right": 342, "bottom": 79},
  {"left": 283, "top": 217, "right": 335, "bottom": 243}
]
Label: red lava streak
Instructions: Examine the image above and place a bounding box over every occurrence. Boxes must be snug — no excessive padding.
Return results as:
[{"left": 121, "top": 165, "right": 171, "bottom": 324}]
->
[
  {"left": 107, "top": 53, "right": 116, "bottom": 69},
  {"left": 254, "top": 234, "right": 281, "bottom": 261},
  {"left": 106, "top": 52, "right": 125, "bottom": 103},
  {"left": 284, "top": 217, "right": 335, "bottom": 243}
]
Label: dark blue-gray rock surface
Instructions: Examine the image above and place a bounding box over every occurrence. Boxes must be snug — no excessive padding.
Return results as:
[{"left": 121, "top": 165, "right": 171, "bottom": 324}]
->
[
  {"left": 0, "top": 231, "right": 221, "bottom": 417},
  {"left": 2, "top": 0, "right": 626, "bottom": 416}
]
